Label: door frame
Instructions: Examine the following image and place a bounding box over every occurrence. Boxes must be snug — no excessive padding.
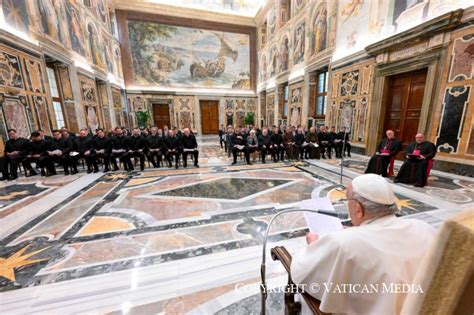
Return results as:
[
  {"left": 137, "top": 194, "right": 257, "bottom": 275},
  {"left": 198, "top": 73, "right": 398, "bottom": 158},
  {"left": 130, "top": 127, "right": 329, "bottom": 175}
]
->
[{"left": 367, "top": 49, "right": 446, "bottom": 155}]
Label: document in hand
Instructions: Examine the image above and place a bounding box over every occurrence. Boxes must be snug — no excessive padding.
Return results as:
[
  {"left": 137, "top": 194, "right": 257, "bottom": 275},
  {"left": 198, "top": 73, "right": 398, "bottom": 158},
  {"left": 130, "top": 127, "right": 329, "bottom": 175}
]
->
[
  {"left": 303, "top": 211, "right": 343, "bottom": 236},
  {"left": 301, "top": 198, "right": 343, "bottom": 236}
]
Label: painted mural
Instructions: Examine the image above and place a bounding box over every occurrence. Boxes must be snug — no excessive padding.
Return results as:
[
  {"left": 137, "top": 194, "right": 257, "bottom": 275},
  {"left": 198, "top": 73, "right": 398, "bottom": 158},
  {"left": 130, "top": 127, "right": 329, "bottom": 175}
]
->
[
  {"left": 312, "top": 4, "right": 328, "bottom": 55},
  {"left": 279, "top": 36, "right": 290, "bottom": 73},
  {"left": 2, "top": 0, "right": 30, "bottom": 33},
  {"left": 128, "top": 21, "right": 251, "bottom": 89},
  {"left": 334, "top": 0, "right": 472, "bottom": 60},
  {"left": 293, "top": 22, "right": 305, "bottom": 65},
  {"left": 2, "top": 0, "right": 122, "bottom": 79}
]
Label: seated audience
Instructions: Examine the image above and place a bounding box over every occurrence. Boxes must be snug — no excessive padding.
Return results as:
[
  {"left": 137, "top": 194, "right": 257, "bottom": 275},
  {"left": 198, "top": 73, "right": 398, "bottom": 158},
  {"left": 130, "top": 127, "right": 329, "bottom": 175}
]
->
[
  {"left": 230, "top": 127, "right": 250, "bottom": 165},
  {"left": 247, "top": 129, "right": 259, "bottom": 162},
  {"left": 165, "top": 129, "right": 181, "bottom": 169},
  {"left": 282, "top": 127, "right": 295, "bottom": 160},
  {"left": 338, "top": 126, "right": 352, "bottom": 157},
  {"left": 110, "top": 127, "right": 129, "bottom": 171},
  {"left": 304, "top": 127, "right": 320, "bottom": 159},
  {"left": 23, "top": 131, "right": 49, "bottom": 176},
  {"left": 146, "top": 127, "right": 163, "bottom": 168},
  {"left": 92, "top": 128, "right": 112, "bottom": 172},
  {"left": 271, "top": 127, "right": 284, "bottom": 162},
  {"left": 181, "top": 128, "right": 199, "bottom": 168},
  {"left": 45, "top": 129, "right": 72, "bottom": 176},
  {"left": 365, "top": 130, "right": 401, "bottom": 177},
  {"left": 291, "top": 174, "right": 436, "bottom": 314},
  {"left": 318, "top": 126, "right": 331, "bottom": 159},
  {"left": 294, "top": 127, "right": 306, "bottom": 160},
  {"left": 258, "top": 128, "right": 272, "bottom": 164},
  {"left": 394, "top": 133, "right": 436, "bottom": 187},
  {"left": 0, "top": 129, "right": 29, "bottom": 180},
  {"left": 70, "top": 128, "right": 97, "bottom": 174},
  {"left": 126, "top": 128, "right": 147, "bottom": 171}
]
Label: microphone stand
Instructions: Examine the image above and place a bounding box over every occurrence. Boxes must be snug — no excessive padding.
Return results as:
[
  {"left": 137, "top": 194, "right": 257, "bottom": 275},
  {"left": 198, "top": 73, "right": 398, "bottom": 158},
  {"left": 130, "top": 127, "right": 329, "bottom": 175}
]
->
[
  {"left": 260, "top": 208, "right": 335, "bottom": 314},
  {"left": 340, "top": 128, "right": 349, "bottom": 185}
]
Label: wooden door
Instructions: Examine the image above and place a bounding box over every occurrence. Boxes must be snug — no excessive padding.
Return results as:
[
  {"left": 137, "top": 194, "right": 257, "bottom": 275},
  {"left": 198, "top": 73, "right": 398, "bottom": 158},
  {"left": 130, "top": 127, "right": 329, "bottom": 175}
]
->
[
  {"left": 200, "top": 100, "right": 219, "bottom": 134},
  {"left": 384, "top": 69, "right": 427, "bottom": 157},
  {"left": 152, "top": 103, "right": 170, "bottom": 129}
]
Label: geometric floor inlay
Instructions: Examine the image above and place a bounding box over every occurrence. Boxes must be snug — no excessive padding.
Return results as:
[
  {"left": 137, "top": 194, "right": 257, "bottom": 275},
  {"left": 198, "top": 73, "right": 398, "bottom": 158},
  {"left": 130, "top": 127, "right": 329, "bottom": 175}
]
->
[{"left": 155, "top": 178, "right": 292, "bottom": 200}]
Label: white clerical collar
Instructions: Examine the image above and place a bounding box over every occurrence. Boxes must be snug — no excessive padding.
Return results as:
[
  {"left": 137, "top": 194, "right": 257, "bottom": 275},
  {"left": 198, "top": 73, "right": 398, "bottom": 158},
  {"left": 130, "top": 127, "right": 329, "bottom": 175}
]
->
[{"left": 359, "top": 214, "right": 396, "bottom": 226}]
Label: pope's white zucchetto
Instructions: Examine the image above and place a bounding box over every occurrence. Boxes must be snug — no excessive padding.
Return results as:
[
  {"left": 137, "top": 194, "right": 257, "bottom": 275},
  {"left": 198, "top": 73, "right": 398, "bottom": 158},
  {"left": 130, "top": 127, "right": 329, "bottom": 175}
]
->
[{"left": 351, "top": 174, "right": 397, "bottom": 205}]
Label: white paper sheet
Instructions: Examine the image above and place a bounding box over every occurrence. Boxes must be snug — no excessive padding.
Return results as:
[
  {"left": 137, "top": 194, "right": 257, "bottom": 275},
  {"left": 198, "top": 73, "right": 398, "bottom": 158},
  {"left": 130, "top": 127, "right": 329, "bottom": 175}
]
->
[
  {"left": 302, "top": 211, "right": 344, "bottom": 236},
  {"left": 300, "top": 197, "right": 336, "bottom": 212}
]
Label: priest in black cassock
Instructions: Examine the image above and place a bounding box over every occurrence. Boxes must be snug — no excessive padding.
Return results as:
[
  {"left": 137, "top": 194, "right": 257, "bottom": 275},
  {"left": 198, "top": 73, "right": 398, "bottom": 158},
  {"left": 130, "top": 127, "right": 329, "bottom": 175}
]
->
[
  {"left": 394, "top": 133, "right": 436, "bottom": 187},
  {"left": 365, "top": 130, "right": 401, "bottom": 177}
]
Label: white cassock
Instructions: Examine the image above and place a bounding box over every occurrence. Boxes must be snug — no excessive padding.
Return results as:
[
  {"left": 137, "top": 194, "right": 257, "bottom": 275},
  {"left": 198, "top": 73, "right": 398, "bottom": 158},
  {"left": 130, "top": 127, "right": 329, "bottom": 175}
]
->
[{"left": 291, "top": 215, "right": 436, "bottom": 315}]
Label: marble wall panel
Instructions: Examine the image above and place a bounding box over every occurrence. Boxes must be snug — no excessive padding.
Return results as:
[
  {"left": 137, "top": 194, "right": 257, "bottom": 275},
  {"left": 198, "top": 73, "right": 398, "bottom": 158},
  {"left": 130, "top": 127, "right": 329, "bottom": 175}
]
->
[
  {"left": 0, "top": 51, "right": 24, "bottom": 89},
  {"left": 32, "top": 96, "right": 53, "bottom": 135},
  {"left": 24, "top": 59, "right": 45, "bottom": 93},
  {"left": 1, "top": 97, "right": 31, "bottom": 138},
  {"left": 436, "top": 86, "right": 471, "bottom": 153},
  {"left": 448, "top": 35, "right": 474, "bottom": 82}
]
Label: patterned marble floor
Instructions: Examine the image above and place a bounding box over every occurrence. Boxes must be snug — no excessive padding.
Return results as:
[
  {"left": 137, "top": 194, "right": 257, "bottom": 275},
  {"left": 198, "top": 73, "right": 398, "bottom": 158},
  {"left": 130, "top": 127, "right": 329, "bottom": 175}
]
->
[{"left": 0, "top": 136, "right": 473, "bottom": 314}]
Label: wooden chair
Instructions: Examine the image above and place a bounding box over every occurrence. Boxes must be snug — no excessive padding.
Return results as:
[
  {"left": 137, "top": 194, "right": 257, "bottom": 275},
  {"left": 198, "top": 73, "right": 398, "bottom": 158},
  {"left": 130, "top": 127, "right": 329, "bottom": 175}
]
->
[
  {"left": 272, "top": 207, "right": 474, "bottom": 315},
  {"left": 271, "top": 246, "right": 328, "bottom": 315}
]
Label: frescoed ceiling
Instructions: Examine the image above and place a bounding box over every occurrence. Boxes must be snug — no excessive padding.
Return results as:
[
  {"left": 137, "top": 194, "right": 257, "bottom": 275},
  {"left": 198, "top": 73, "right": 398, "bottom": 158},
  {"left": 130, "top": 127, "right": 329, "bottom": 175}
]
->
[{"left": 147, "top": 0, "right": 267, "bottom": 17}]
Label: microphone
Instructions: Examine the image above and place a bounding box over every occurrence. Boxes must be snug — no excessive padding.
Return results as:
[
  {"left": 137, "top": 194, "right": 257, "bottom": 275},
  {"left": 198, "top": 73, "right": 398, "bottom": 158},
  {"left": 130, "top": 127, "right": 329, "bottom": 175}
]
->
[
  {"left": 260, "top": 208, "right": 347, "bottom": 314},
  {"left": 340, "top": 128, "right": 349, "bottom": 185}
]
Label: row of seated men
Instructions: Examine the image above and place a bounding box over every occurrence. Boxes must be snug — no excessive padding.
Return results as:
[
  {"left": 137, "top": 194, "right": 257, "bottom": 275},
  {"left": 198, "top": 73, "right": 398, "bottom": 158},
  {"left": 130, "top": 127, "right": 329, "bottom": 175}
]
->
[
  {"left": 365, "top": 129, "right": 436, "bottom": 187},
  {"left": 0, "top": 126, "right": 200, "bottom": 180},
  {"left": 219, "top": 125, "right": 352, "bottom": 165}
]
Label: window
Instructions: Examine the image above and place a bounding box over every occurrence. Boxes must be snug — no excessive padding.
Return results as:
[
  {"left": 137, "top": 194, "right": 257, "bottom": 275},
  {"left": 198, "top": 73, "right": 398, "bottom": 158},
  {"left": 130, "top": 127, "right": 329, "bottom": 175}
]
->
[
  {"left": 46, "top": 66, "right": 66, "bottom": 128},
  {"left": 83, "top": 0, "right": 92, "bottom": 7},
  {"left": 314, "top": 71, "right": 328, "bottom": 117}
]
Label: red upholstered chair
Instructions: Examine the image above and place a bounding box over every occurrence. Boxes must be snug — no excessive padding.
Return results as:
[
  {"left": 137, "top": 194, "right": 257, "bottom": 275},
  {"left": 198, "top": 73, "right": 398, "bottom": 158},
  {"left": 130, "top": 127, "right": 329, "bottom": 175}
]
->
[
  {"left": 387, "top": 156, "right": 397, "bottom": 177},
  {"left": 424, "top": 159, "right": 434, "bottom": 186}
]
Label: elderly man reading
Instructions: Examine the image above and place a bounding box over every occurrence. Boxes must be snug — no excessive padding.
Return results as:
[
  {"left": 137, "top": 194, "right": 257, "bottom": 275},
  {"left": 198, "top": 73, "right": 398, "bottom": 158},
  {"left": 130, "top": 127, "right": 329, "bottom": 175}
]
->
[{"left": 291, "top": 174, "right": 436, "bottom": 314}]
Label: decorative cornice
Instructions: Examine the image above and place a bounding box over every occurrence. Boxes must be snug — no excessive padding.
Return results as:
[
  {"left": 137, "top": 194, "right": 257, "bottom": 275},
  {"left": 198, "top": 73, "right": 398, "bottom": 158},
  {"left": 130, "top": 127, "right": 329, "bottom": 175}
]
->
[
  {"left": 113, "top": 0, "right": 256, "bottom": 26},
  {"left": 365, "top": 9, "right": 464, "bottom": 56}
]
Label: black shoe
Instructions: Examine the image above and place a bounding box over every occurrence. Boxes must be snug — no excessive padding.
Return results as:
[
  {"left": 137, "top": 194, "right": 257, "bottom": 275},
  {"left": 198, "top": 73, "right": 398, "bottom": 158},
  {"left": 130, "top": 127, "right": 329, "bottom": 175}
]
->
[
  {"left": 26, "top": 170, "right": 38, "bottom": 177},
  {"left": 262, "top": 160, "right": 266, "bottom": 164},
  {"left": 8, "top": 175, "right": 18, "bottom": 181},
  {"left": 195, "top": 164, "right": 199, "bottom": 168},
  {"left": 71, "top": 169, "right": 79, "bottom": 175},
  {"left": 247, "top": 162, "right": 252, "bottom": 165},
  {"left": 113, "top": 167, "right": 119, "bottom": 171},
  {"left": 175, "top": 165, "right": 179, "bottom": 169},
  {"left": 168, "top": 163, "right": 172, "bottom": 168},
  {"left": 93, "top": 168, "right": 99, "bottom": 173},
  {"left": 103, "top": 168, "right": 110, "bottom": 173},
  {"left": 231, "top": 162, "right": 237, "bottom": 165},
  {"left": 322, "top": 156, "right": 326, "bottom": 159},
  {"left": 87, "top": 169, "right": 93, "bottom": 174},
  {"left": 348, "top": 154, "right": 352, "bottom": 157},
  {"left": 41, "top": 170, "right": 46, "bottom": 177},
  {"left": 0, "top": 176, "right": 8, "bottom": 181},
  {"left": 65, "top": 171, "right": 70, "bottom": 175},
  {"left": 183, "top": 164, "right": 188, "bottom": 168}
]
